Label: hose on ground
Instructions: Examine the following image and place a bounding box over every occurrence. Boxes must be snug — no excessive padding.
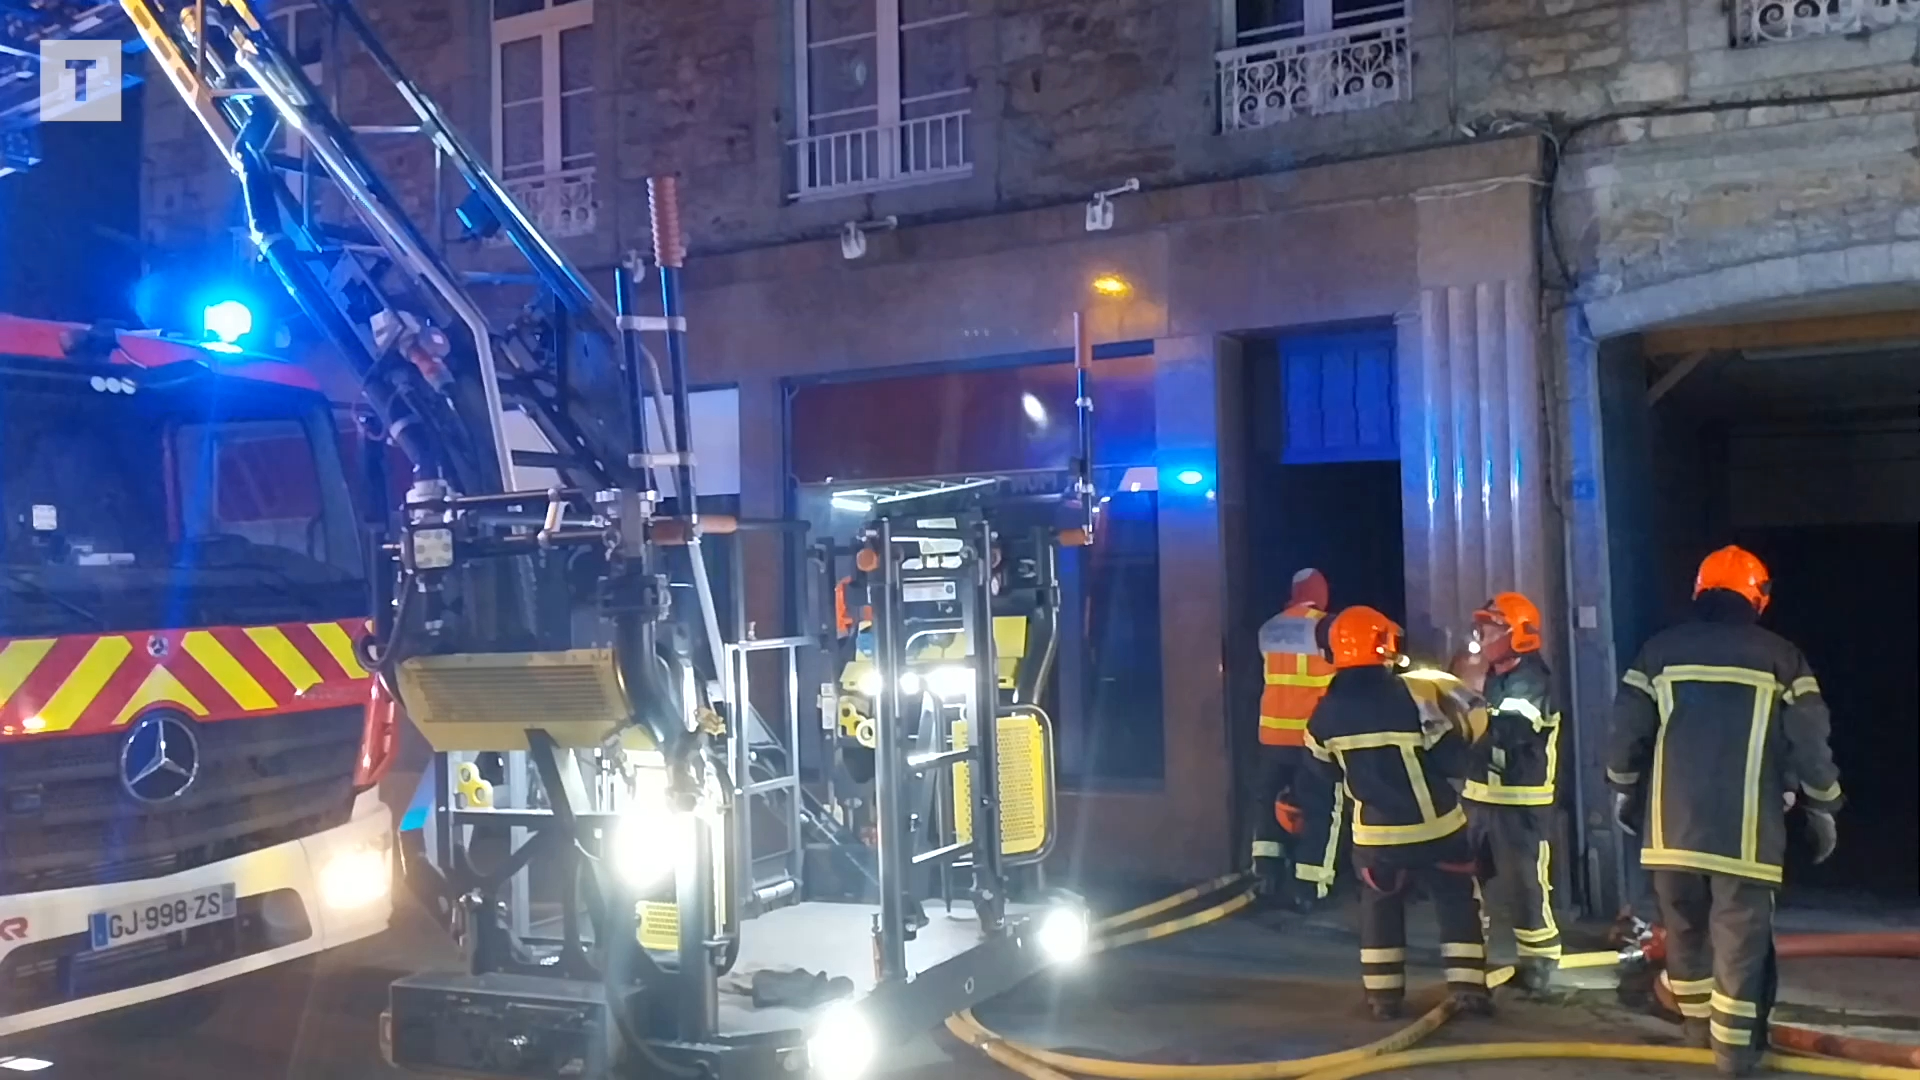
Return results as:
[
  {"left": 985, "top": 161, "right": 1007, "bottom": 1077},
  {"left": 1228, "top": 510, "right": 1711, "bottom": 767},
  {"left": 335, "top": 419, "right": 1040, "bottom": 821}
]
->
[
  {"left": 1293, "top": 1042, "right": 1920, "bottom": 1080},
  {"left": 1650, "top": 931, "right": 1920, "bottom": 1069},
  {"left": 953, "top": 877, "right": 1920, "bottom": 1080}
]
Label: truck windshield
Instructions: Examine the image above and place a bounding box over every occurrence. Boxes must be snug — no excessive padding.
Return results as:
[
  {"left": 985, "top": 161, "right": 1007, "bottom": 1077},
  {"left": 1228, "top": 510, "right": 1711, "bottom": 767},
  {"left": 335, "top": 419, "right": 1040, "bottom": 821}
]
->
[{"left": 0, "top": 366, "right": 363, "bottom": 635}]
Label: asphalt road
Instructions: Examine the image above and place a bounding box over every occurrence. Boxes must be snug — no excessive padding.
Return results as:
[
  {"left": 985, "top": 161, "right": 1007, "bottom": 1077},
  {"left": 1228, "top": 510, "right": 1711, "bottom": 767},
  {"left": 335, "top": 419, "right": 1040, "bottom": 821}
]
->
[{"left": 1, "top": 888, "right": 1912, "bottom": 1080}]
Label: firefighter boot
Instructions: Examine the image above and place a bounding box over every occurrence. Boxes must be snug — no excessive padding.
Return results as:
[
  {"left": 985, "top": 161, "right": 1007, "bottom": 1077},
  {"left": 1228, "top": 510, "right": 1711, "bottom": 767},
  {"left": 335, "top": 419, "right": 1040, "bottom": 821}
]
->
[
  {"left": 1513, "top": 957, "right": 1553, "bottom": 994},
  {"left": 1448, "top": 989, "right": 1495, "bottom": 1018},
  {"left": 1367, "top": 994, "right": 1405, "bottom": 1021},
  {"left": 1681, "top": 1019, "right": 1711, "bottom": 1050},
  {"left": 1714, "top": 1043, "right": 1762, "bottom": 1078}
]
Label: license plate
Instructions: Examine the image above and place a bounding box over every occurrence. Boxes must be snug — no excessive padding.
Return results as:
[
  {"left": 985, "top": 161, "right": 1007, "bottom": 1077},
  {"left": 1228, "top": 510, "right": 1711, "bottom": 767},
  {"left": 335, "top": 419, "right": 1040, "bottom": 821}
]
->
[{"left": 88, "top": 884, "right": 236, "bottom": 951}]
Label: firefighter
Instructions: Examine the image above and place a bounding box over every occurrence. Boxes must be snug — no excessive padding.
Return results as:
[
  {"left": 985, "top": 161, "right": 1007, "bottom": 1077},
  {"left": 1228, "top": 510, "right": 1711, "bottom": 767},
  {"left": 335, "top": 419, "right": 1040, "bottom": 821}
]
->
[
  {"left": 1457, "top": 592, "right": 1562, "bottom": 993},
  {"left": 1294, "top": 606, "right": 1493, "bottom": 1021},
  {"left": 1609, "top": 546, "right": 1842, "bottom": 1077},
  {"left": 1251, "top": 568, "right": 1337, "bottom": 905}
]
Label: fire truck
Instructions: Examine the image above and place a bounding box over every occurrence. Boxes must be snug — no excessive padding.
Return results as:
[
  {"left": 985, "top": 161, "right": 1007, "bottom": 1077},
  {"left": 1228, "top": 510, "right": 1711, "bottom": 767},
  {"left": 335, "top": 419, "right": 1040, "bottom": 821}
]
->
[{"left": 0, "top": 311, "right": 396, "bottom": 1036}]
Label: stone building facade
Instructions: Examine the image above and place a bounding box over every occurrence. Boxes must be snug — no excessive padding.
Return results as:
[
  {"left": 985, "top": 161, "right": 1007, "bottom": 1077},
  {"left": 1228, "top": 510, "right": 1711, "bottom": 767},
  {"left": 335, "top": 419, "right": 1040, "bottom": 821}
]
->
[{"left": 141, "top": 0, "right": 1920, "bottom": 898}]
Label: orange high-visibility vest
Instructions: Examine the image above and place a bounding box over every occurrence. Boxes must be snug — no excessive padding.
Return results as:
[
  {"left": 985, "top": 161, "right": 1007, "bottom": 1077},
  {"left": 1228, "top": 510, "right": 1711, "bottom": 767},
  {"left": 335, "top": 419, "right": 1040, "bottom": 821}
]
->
[{"left": 1258, "top": 603, "right": 1334, "bottom": 747}]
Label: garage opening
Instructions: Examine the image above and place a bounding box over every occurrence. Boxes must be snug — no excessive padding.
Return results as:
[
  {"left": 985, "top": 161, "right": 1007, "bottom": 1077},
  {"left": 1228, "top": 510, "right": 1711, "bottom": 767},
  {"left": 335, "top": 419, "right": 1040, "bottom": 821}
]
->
[{"left": 1602, "top": 327, "right": 1920, "bottom": 901}]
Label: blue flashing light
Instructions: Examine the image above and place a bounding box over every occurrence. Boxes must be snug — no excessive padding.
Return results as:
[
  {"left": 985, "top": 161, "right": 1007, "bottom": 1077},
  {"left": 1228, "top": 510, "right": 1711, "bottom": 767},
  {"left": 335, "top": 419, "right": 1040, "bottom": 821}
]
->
[
  {"left": 1174, "top": 469, "right": 1205, "bottom": 487},
  {"left": 202, "top": 299, "right": 254, "bottom": 344}
]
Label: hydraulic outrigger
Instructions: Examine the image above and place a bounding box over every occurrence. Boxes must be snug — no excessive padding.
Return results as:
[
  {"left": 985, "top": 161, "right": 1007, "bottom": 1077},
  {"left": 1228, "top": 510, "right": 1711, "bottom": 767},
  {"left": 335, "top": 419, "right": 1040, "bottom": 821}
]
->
[{"left": 109, "top": 0, "right": 1099, "bottom": 1076}]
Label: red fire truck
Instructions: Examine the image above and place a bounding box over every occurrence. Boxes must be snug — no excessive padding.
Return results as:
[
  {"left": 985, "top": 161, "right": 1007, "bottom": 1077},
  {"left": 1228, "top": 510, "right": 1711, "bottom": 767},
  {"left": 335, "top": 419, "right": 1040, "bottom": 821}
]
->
[{"left": 0, "top": 312, "right": 396, "bottom": 1035}]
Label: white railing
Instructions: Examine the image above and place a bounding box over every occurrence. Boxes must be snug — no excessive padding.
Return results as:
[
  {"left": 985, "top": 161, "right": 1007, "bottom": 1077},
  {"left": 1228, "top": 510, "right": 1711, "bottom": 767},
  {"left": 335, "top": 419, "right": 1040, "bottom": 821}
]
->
[
  {"left": 789, "top": 110, "right": 971, "bottom": 200},
  {"left": 1216, "top": 20, "right": 1411, "bottom": 133},
  {"left": 1735, "top": 0, "right": 1920, "bottom": 43},
  {"left": 498, "top": 166, "right": 598, "bottom": 241}
]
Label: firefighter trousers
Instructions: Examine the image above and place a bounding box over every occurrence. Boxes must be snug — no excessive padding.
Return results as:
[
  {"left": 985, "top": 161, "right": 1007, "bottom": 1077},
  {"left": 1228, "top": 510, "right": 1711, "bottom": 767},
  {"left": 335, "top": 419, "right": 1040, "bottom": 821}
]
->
[
  {"left": 1354, "top": 838, "right": 1489, "bottom": 1005},
  {"left": 1250, "top": 744, "right": 1305, "bottom": 881},
  {"left": 1466, "top": 802, "right": 1562, "bottom": 964},
  {"left": 1652, "top": 870, "right": 1777, "bottom": 1056}
]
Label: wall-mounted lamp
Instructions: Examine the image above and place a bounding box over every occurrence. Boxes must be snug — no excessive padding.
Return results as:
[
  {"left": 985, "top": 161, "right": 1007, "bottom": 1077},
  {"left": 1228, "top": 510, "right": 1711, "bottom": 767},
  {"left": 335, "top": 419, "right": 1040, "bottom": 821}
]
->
[
  {"left": 840, "top": 215, "right": 899, "bottom": 260},
  {"left": 1086, "top": 178, "right": 1140, "bottom": 232}
]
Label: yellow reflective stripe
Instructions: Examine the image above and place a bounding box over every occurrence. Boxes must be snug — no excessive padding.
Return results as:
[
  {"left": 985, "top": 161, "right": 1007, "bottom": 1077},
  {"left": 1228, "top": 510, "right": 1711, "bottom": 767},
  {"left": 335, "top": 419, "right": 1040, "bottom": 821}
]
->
[
  {"left": 1361, "top": 948, "right": 1406, "bottom": 964},
  {"left": 1536, "top": 839, "right": 1560, "bottom": 940},
  {"left": 1514, "top": 926, "right": 1559, "bottom": 944},
  {"left": 1495, "top": 697, "right": 1544, "bottom": 725},
  {"left": 1304, "top": 732, "right": 1333, "bottom": 762},
  {"left": 309, "top": 621, "right": 369, "bottom": 679},
  {"left": 1641, "top": 847, "right": 1783, "bottom": 884},
  {"left": 1666, "top": 974, "right": 1716, "bottom": 996},
  {"left": 1802, "top": 779, "right": 1842, "bottom": 803},
  {"left": 1265, "top": 672, "right": 1333, "bottom": 687},
  {"left": 1678, "top": 1000, "right": 1714, "bottom": 1018},
  {"left": 1622, "top": 669, "right": 1653, "bottom": 695},
  {"left": 1323, "top": 730, "right": 1425, "bottom": 753},
  {"left": 1650, "top": 675, "right": 1675, "bottom": 850},
  {"left": 1251, "top": 841, "right": 1282, "bottom": 858},
  {"left": 1739, "top": 679, "right": 1775, "bottom": 865},
  {"left": 183, "top": 630, "right": 276, "bottom": 710},
  {"left": 1710, "top": 1021, "right": 1752, "bottom": 1046},
  {"left": 1259, "top": 715, "right": 1310, "bottom": 730},
  {"left": 0, "top": 638, "right": 55, "bottom": 710},
  {"left": 1444, "top": 968, "right": 1487, "bottom": 985},
  {"left": 1786, "top": 676, "right": 1820, "bottom": 702},
  {"left": 244, "top": 626, "right": 324, "bottom": 694},
  {"left": 1297, "top": 784, "right": 1344, "bottom": 891},
  {"left": 35, "top": 636, "right": 133, "bottom": 731},
  {"left": 1462, "top": 780, "right": 1554, "bottom": 806},
  {"left": 1401, "top": 745, "right": 1439, "bottom": 823},
  {"left": 1711, "top": 992, "right": 1758, "bottom": 1019},
  {"left": 112, "top": 664, "right": 209, "bottom": 726},
  {"left": 1606, "top": 768, "right": 1640, "bottom": 785},
  {"left": 1656, "top": 665, "right": 1781, "bottom": 691},
  {"left": 1362, "top": 974, "right": 1406, "bottom": 990},
  {"left": 1441, "top": 942, "right": 1484, "bottom": 959},
  {"left": 1352, "top": 804, "right": 1466, "bottom": 846},
  {"left": 1517, "top": 943, "right": 1564, "bottom": 959}
]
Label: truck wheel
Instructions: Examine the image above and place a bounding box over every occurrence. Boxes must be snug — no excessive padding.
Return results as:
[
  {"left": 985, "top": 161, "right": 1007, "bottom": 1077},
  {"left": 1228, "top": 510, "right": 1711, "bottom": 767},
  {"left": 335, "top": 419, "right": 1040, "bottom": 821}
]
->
[{"left": 98, "top": 987, "right": 226, "bottom": 1039}]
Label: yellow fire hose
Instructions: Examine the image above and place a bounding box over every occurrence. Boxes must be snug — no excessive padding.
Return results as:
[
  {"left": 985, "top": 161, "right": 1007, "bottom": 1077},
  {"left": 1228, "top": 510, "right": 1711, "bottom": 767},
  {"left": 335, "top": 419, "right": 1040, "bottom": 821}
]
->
[{"left": 947, "top": 875, "right": 1920, "bottom": 1080}]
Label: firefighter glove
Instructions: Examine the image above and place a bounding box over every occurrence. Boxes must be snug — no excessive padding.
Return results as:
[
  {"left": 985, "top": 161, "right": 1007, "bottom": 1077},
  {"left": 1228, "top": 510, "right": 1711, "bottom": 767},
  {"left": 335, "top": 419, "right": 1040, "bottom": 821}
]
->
[{"left": 1805, "top": 809, "right": 1838, "bottom": 864}]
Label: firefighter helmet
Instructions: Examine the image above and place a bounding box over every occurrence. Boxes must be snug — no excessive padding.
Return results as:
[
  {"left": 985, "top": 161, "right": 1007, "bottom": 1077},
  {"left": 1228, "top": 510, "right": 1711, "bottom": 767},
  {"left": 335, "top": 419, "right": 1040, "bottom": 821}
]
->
[
  {"left": 1694, "top": 545, "right": 1771, "bottom": 613},
  {"left": 1327, "top": 606, "right": 1402, "bottom": 669},
  {"left": 1475, "top": 592, "right": 1544, "bottom": 654}
]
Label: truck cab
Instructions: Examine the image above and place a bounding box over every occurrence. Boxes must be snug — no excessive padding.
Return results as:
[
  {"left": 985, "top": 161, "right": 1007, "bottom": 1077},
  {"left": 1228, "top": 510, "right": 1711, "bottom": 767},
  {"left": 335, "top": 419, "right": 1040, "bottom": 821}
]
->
[{"left": 0, "top": 313, "right": 394, "bottom": 1036}]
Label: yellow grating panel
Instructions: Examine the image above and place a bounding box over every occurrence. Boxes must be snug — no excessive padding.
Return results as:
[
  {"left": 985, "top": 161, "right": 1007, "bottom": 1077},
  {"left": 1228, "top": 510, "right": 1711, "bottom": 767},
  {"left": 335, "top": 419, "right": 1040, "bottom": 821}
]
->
[
  {"left": 951, "top": 709, "right": 1052, "bottom": 859},
  {"left": 395, "top": 649, "right": 633, "bottom": 752},
  {"left": 639, "top": 902, "right": 678, "bottom": 952}
]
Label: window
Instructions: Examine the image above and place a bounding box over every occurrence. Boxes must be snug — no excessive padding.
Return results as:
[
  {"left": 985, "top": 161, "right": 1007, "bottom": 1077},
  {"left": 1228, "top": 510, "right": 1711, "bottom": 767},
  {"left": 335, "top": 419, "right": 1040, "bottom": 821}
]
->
[
  {"left": 1217, "top": 0, "right": 1410, "bottom": 132},
  {"left": 789, "top": 0, "right": 972, "bottom": 200},
  {"left": 491, "top": 0, "right": 597, "bottom": 237}
]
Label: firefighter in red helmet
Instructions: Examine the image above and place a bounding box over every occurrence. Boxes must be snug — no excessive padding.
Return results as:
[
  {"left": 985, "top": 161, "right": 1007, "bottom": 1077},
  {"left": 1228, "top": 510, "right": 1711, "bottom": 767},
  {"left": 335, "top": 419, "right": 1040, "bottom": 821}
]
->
[
  {"left": 1609, "top": 546, "right": 1842, "bottom": 1077},
  {"left": 1458, "top": 592, "right": 1563, "bottom": 993},
  {"left": 1292, "top": 606, "right": 1493, "bottom": 1021}
]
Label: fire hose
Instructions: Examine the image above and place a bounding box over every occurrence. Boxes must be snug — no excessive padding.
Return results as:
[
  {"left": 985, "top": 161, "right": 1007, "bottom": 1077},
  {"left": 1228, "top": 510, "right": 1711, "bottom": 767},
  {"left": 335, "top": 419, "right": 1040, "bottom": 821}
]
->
[
  {"left": 947, "top": 875, "right": 1920, "bottom": 1080},
  {"left": 1646, "top": 931, "right": 1920, "bottom": 1069}
]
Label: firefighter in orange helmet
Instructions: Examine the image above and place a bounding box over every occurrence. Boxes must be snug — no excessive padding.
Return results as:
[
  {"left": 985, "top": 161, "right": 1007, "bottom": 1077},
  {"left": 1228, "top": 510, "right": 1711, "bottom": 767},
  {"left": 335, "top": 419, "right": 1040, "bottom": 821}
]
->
[
  {"left": 1609, "top": 546, "right": 1842, "bottom": 1077},
  {"left": 1292, "top": 606, "right": 1493, "bottom": 1021},
  {"left": 1458, "top": 592, "right": 1563, "bottom": 993},
  {"left": 1250, "top": 568, "right": 1337, "bottom": 906}
]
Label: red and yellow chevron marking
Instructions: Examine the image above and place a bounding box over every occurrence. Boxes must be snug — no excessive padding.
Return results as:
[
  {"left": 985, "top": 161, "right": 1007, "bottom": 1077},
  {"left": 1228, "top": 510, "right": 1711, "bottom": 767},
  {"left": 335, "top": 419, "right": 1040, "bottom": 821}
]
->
[{"left": 0, "top": 618, "right": 372, "bottom": 740}]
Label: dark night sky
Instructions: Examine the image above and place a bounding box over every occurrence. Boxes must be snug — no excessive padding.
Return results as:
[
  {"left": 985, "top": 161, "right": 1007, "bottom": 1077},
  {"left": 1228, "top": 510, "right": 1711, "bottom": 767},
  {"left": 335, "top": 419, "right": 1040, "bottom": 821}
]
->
[{"left": 0, "top": 83, "right": 144, "bottom": 322}]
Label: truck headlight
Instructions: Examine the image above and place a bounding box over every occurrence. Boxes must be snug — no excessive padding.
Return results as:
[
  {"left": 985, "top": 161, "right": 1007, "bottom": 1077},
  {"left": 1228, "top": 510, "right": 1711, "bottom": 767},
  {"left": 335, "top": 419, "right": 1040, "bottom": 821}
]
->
[
  {"left": 320, "top": 840, "right": 391, "bottom": 912},
  {"left": 1036, "top": 903, "right": 1090, "bottom": 966},
  {"left": 807, "top": 1002, "right": 875, "bottom": 1080}
]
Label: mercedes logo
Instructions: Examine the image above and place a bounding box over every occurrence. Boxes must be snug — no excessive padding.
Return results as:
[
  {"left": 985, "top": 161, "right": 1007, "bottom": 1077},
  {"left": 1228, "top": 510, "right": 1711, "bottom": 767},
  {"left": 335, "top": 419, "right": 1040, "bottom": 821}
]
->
[{"left": 120, "top": 712, "right": 201, "bottom": 803}]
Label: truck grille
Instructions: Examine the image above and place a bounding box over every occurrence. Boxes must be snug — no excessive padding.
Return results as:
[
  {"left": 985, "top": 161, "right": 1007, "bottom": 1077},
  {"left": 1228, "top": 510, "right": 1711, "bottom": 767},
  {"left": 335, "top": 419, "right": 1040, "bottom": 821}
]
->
[{"left": 0, "top": 707, "right": 363, "bottom": 894}]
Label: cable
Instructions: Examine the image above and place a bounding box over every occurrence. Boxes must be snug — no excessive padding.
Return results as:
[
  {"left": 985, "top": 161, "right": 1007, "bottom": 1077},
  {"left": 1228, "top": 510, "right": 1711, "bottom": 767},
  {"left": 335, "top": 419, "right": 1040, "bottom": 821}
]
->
[
  {"left": 1095, "top": 890, "right": 1254, "bottom": 953},
  {"left": 1297, "top": 1042, "right": 1920, "bottom": 1080},
  {"left": 1094, "top": 874, "right": 1249, "bottom": 934}
]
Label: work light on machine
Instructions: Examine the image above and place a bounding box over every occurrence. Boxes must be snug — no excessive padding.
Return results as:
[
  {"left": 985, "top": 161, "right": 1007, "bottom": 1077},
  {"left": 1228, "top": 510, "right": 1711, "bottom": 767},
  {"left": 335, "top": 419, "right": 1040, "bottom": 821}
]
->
[
  {"left": 807, "top": 1001, "right": 876, "bottom": 1080},
  {"left": 610, "top": 755, "right": 683, "bottom": 891},
  {"left": 1036, "top": 901, "right": 1091, "bottom": 966}
]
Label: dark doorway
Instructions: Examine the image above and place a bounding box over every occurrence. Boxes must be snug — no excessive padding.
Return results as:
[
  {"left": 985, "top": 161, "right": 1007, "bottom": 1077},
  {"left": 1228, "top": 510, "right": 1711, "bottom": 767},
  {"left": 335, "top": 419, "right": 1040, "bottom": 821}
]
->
[{"left": 1614, "top": 338, "right": 1920, "bottom": 900}]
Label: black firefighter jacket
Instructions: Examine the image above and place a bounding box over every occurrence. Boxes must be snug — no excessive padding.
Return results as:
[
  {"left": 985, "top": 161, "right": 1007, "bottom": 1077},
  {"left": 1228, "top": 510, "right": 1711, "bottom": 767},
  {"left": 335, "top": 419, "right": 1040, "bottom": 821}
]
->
[
  {"left": 1292, "top": 666, "right": 1478, "bottom": 884},
  {"left": 1463, "top": 653, "right": 1559, "bottom": 809},
  {"left": 1607, "top": 593, "right": 1844, "bottom": 886}
]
